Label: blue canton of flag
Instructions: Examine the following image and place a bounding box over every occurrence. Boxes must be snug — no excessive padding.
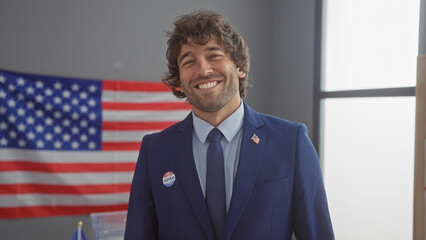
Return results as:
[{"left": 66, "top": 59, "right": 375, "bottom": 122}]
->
[{"left": 0, "top": 70, "right": 102, "bottom": 151}]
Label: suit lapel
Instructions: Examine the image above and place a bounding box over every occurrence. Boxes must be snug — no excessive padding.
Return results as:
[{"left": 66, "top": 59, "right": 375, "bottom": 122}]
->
[
  {"left": 223, "top": 103, "right": 267, "bottom": 240},
  {"left": 173, "top": 114, "right": 216, "bottom": 240}
]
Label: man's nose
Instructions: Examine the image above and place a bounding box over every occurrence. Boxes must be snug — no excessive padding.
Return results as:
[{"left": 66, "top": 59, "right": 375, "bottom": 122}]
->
[{"left": 196, "top": 58, "right": 213, "bottom": 76}]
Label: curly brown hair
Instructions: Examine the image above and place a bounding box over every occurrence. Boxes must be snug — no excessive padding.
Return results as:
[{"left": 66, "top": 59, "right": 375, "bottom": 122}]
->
[{"left": 162, "top": 9, "right": 251, "bottom": 98}]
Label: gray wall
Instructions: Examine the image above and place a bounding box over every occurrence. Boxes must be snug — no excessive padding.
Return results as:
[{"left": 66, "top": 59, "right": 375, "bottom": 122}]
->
[
  {"left": 420, "top": 0, "right": 426, "bottom": 54},
  {"left": 0, "top": 0, "right": 317, "bottom": 239}
]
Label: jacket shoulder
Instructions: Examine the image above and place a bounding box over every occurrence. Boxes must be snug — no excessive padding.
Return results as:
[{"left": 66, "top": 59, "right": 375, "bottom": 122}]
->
[
  {"left": 256, "top": 112, "right": 306, "bottom": 136},
  {"left": 142, "top": 115, "right": 190, "bottom": 143}
]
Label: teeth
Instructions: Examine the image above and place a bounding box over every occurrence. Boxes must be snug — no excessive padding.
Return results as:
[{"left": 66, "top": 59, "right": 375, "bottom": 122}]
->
[{"left": 198, "top": 81, "right": 218, "bottom": 90}]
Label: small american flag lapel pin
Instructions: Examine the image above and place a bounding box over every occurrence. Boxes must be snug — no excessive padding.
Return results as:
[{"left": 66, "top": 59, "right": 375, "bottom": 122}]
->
[{"left": 251, "top": 134, "right": 260, "bottom": 144}]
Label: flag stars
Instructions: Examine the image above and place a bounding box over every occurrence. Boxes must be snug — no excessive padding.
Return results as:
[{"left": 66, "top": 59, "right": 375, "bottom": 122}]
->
[
  {"left": 17, "top": 77, "right": 25, "bottom": 86},
  {"left": 9, "top": 130, "right": 17, "bottom": 139},
  {"left": 71, "top": 84, "right": 80, "bottom": 91},
  {"left": 63, "top": 134, "right": 71, "bottom": 142},
  {"left": 63, "top": 104, "right": 71, "bottom": 112},
  {"left": 54, "top": 141, "right": 62, "bottom": 149},
  {"left": 62, "top": 119, "right": 71, "bottom": 127},
  {"left": 89, "top": 113, "right": 97, "bottom": 121},
  {"left": 62, "top": 90, "right": 71, "bottom": 98},
  {"left": 45, "top": 117, "right": 53, "bottom": 126},
  {"left": 27, "top": 132, "right": 35, "bottom": 140},
  {"left": 45, "top": 103, "right": 53, "bottom": 111},
  {"left": 0, "top": 137, "right": 8, "bottom": 146},
  {"left": 8, "top": 115, "right": 16, "bottom": 123},
  {"left": 88, "top": 141, "right": 96, "bottom": 149},
  {"left": 0, "top": 90, "right": 6, "bottom": 98},
  {"left": 26, "top": 101, "right": 35, "bottom": 109},
  {"left": 88, "top": 127, "right": 96, "bottom": 135},
  {"left": 36, "top": 125, "right": 44, "bottom": 133},
  {"left": 81, "top": 120, "right": 88, "bottom": 127},
  {"left": 8, "top": 84, "right": 16, "bottom": 92},
  {"left": 17, "top": 107, "right": 26, "bottom": 116},
  {"left": 0, "top": 122, "right": 7, "bottom": 130},
  {"left": 45, "top": 88, "right": 53, "bottom": 96},
  {"left": 88, "top": 85, "right": 97, "bottom": 93},
  {"left": 71, "top": 127, "right": 79, "bottom": 134},
  {"left": 1, "top": 75, "right": 102, "bottom": 151},
  {"left": 54, "top": 97, "right": 62, "bottom": 104},
  {"left": 54, "top": 82, "right": 62, "bottom": 90},
  {"left": 26, "top": 86, "right": 35, "bottom": 95},
  {"left": 35, "top": 110, "right": 44, "bottom": 118},
  {"left": 71, "top": 141, "right": 79, "bottom": 149},
  {"left": 17, "top": 93, "right": 25, "bottom": 101},
  {"left": 71, "top": 112, "right": 79, "bottom": 120},
  {"left": 80, "top": 134, "right": 88, "bottom": 142},
  {"left": 35, "top": 94, "right": 44, "bottom": 103},
  {"left": 45, "top": 133, "right": 53, "bottom": 141},
  {"left": 53, "top": 111, "right": 62, "bottom": 119},
  {"left": 7, "top": 99, "right": 16, "bottom": 108},
  {"left": 53, "top": 126, "right": 62, "bottom": 134},
  {"left": 36, "top": 80, "right": 44, "bottom": 88},
  {"left": 18, "top": 139, "right": 26, "bottom": 147},
  {"left": 80, "top": 105, "right": 88, "bottom": 113},
  {"left": 36, "top": 140, "right": 44, "bottom": 148},
  {"left": 88, "top": 99, "right": 96, "bottom": 107},
  {"left": 26, "top": 116, "right": 35, "bottom": 125},
  {"left": 80, "top": 92, "right": 88, "bottom": 99},
  {"left": 17, "top": 123, "right": 26, "bottom": 132},
  {"left": 71, "top": 98, "right": 79, "bottom": 105}
]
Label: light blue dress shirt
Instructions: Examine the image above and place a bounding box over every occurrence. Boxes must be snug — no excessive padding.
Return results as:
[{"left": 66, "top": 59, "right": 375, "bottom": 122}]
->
[{"left": 192, "top": 101, "right": 244, "bottom": 211}]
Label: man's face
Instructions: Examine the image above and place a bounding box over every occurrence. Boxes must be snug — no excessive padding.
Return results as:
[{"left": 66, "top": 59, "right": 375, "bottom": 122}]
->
[{"left": 178, "top": 38, "right": 245, "bottom": 114}]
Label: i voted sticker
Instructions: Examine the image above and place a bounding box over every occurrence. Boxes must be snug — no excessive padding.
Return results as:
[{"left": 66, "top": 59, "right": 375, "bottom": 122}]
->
[{"left": 162, "top": 171, "right": 176, "bottom": 187}]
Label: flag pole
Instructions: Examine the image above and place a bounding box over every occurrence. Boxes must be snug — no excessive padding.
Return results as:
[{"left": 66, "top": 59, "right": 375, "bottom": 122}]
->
[{"left": 77, "top": 221, "right": 83, "bottom": 240}]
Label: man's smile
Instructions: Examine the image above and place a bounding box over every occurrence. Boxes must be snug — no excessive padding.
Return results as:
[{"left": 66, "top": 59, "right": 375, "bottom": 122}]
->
[{"left": 196, "top": 81, "right": 221, "bottom": 90}]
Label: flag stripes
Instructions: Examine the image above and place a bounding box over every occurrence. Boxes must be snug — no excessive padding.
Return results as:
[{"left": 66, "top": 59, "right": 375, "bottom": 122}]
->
[
  {"left": 101, "top": 142, "right": 142, "bottom": 151},
  {"left": 103, "top": 79, "right": 170, "bottom": 92},
  {"left": 0, "top": 161, "right": 136, "bottom": 173},
  {"left": 102, "top": 109, "right": 189, "bottom": 122},
  {"left": 0, "top": 172, "right": 133, "bottom": 184},
  {"left": 0, "top": 149, "right": 138, "bottom": 163},
  {"left": 0, "top": 183, "right": 131, "bottom": 194},
  {"left": 102, "top": 121, "right": 177, "bottom": 130},
  {"left": 0, "top": 193, "right": 130, "bottom": 206},
  {"left": 102, "top": 101, "right": 191, "bottom": 110},
  {"left": 1, "top": 204, "right": 129, "bottom": 219}
]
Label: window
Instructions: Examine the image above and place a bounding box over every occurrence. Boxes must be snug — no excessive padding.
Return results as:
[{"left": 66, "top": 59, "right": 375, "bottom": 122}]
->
[{"left": 316, "top": 0, "right": 419, "bottom": 239}]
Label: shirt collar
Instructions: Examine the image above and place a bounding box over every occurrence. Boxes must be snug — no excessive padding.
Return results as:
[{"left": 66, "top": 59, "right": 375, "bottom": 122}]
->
[{"left": 193, "top": 100, "right": 244, "bottom": 144}]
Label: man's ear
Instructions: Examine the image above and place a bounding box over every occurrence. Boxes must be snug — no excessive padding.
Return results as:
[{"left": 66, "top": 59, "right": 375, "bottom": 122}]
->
[{"left": 237, "top": 68, "right": 246, "bottom": 78}]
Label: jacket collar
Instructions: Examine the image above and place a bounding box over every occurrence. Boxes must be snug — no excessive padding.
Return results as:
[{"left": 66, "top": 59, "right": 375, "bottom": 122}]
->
[{"left": 223, "top": 102, "right": 266, "bottom": 240}]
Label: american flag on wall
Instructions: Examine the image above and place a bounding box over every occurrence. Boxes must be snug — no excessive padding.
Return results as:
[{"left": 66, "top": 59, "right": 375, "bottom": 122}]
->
[{"left": 0, "top": 69, "right": 191, "bottom": 219}]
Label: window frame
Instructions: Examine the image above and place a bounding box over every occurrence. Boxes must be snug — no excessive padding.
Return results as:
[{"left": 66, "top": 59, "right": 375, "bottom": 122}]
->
[{"left": 312, "top": 0, "right": 416, "bottom": 158}]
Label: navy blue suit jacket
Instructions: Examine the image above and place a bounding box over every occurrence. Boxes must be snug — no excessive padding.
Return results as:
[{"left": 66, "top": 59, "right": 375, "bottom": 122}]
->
[{"left": 124, "top": 102, "right": 334, "bottom": 240}]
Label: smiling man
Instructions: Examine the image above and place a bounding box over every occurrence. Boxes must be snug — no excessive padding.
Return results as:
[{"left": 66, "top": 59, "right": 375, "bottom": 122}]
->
[
  {"left": 124, "top": 10, "right": 334, "bottom": 240},
  {"left": 177, "top": 38, "right": 244, "bottom": 126}
]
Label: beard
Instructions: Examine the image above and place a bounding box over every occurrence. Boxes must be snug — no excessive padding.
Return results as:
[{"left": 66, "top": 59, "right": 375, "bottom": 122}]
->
[{"left": 183, "top": 72, "right": 240, "bottom": 113}]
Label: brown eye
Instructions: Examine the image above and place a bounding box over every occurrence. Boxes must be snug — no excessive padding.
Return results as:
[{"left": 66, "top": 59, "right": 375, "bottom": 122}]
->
[
  {"left": 210, "top": 54, "right": 222, "bottom": 60},
  {"left": 181, "top": 60, "right": 194, "bottom": 67}
]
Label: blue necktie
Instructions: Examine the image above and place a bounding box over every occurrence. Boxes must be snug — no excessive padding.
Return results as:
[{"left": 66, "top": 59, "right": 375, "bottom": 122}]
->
[{"left": 206, "top": 128, "right": 226, "bottom": 239}]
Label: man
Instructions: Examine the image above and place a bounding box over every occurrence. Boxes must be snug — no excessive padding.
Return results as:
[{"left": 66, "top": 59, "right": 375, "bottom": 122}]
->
[{"left": 124, "top": 9, "right": 334, "bottom": 240}]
